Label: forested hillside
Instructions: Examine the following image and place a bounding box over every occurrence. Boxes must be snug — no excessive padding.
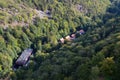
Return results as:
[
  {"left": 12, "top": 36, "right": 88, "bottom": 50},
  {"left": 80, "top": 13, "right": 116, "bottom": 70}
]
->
[{"left": 0, "top": 0, "right": 120, "bottom": 80}]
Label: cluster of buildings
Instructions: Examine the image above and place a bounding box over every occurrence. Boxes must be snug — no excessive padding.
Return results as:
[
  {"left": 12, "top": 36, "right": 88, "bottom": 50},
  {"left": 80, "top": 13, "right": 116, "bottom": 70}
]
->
[
  {"left": 14, "top": 29, "right": 84, "bottom": 68},
  {"left": 59, "top": 29, "right": 85, "bottom": 43}
]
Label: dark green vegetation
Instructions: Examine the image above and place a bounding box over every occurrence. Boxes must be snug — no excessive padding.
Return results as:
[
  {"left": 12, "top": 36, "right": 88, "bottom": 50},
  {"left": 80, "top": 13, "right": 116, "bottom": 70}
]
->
[{"left": 0, "top": 0, "right": 120, "bottom": 80}]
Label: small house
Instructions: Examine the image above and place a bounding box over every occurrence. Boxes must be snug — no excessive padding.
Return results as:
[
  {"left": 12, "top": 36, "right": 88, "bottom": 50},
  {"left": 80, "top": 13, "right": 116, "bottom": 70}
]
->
[
  {"left": 15, "top": 48, "right": 33, "bottom": 66},
  {"left": 79, "top": 29, "right": 85, "bottom": 34},
  {"left": 70, "top": 34, "right": 76, "bottom": 40},
  {"left": 77, "top": 29, "right": 85, "bottom": 35},
  {"left": 60, "top": 38, "right": 65, "bottom": 43},
  {"left": 65, "top": 35, "right": 71, "bottom": 41}
]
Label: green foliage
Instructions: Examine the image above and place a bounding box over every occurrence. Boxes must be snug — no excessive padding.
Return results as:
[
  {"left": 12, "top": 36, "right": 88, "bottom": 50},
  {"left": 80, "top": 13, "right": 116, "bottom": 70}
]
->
[
  {"left": 11, "top": 1, "right": 120, "bottom": 79},
  {"left": 0, "top": 53, "right": 12, "bottom": 77},
  {"left": 100, "top": 57, "right": 115, "bottom": 77},
  {"left": 0, "top": 0, "right": 9, "bottom": 8}
]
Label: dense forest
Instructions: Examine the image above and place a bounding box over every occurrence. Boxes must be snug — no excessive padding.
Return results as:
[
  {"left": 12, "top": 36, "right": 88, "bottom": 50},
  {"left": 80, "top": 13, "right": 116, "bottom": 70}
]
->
[{"left": 0, "top": 0, "right": 120, "bottom": 80}]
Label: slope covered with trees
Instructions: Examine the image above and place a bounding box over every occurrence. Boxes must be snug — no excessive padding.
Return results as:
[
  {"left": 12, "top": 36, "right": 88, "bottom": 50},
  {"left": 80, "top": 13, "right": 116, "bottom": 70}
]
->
[{"left": 0, "top": 0, "right": 120, "bottom": 80}]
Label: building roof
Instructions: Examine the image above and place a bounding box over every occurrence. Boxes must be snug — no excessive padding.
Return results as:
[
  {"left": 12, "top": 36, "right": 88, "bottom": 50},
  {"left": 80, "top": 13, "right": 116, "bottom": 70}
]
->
[
  {"left": 65, "top": 35, "right": 72, "bottom": 41},
  {"left": 79, "top": 29, "right": 85, "bottom": 33},
  {"left": 16, "top": 48, "right": 33, "bottom": 65},
  {"left": 60, "top": 38, "right": 64, "bottom": 43},
  {"left": 76, "top": 29, "right": 85, "bottom": 34},
  {"left": 71, "top": 34, "right": 76, "bottom": 38},
  {"left": 70, "top": 34, "right": 76, "bottom": 40}
]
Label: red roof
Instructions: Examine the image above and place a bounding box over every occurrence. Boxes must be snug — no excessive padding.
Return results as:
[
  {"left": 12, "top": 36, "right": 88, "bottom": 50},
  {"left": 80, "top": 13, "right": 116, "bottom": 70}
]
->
[
  {"left": 71, "top": 34, "right": 76, "bottom": 38},
  {"left": 60, "top": 38, "right": 64, "bottom": 43},
  {"left": 79, "top": 29, "right": 84, "bottom": 33}
]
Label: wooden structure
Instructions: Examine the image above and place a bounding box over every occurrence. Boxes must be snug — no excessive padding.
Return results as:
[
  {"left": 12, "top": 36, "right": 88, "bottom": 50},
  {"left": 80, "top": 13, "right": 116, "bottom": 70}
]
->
[{"left": 15, "top": 48, "right": 33, "bottom": 66}]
